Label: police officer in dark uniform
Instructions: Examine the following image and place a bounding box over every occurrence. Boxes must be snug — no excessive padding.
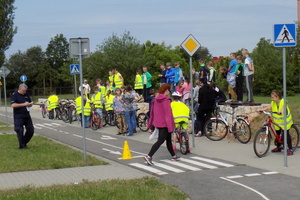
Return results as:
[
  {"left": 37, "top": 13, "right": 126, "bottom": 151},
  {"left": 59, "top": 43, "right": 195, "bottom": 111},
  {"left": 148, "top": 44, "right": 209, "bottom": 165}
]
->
[{"left": 11, "top": 84, "right": 34, "bottom": 149}]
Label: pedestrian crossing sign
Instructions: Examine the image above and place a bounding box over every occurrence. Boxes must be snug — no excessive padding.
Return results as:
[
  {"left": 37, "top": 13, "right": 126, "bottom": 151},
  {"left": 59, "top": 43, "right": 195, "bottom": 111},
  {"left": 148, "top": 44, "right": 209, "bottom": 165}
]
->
[
  {"left": 70, "top": 64, "right": 80, "bottom": 74},
  {"left": 274, "top": 24, "right": 296, "bottom": 47}
]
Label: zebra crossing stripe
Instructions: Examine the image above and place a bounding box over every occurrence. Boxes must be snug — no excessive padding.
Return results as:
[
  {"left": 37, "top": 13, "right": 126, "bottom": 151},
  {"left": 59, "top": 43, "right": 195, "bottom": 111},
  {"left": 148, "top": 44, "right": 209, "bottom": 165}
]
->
[
  {"left": 190, "top": 156, "right": 234, "bottom": 167},
  {"left": 244, "top": 173, "right": 261, "bottom": 177},
  {"left": 161, "top": 159, "right": 201, "bottom": 171},
  {"left": 129, "top": 163, "right": 168, "bottom": 175},
  {"left": 152, "top": 162, "right": 185, "bottom": 173},
  {"left": 262, "top": 171, "right": 279, "bottom": 175},
  {"left": 180, "top": 158, "right": 218, "bottom": 169}
]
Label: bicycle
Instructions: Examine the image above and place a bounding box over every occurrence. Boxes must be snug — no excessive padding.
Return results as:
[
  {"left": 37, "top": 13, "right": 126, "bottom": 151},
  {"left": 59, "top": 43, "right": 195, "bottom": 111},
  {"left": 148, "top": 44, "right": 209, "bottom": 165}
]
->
[
  {"left": 40, "top": 101, "right": 49, "bottom": 118},
  {"left": 90, "top": 104, "right": 102, "bottom": 130},
  {"left": 173, "top": 121, "right": 190, "bottom": 155},
  {"left": 203, "top": 104, "right": 251, "bottom": 144},
  {"left": 60, "top": 99, "right": 77, "bottom": 124},
  {"left": 253, "top": 111, "right": 299, "bottom": 158}
]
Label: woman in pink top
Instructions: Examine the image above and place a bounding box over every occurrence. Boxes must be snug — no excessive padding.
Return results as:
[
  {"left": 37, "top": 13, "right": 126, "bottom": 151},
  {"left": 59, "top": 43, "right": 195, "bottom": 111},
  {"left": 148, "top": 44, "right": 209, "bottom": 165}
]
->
[
  {"left": 182, "top": 75, "right": 192, "bottom": 106},
  {"left": 144, "top": 83, "right": 180, "bottom": 165}
]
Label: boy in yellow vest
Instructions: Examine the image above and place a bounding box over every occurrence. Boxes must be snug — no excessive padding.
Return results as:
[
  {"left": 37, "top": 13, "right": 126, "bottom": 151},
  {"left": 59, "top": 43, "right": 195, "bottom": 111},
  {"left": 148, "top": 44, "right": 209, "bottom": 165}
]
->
[
  {"left": 47, "top": 91, "right": 59, "bottom": 120},
  {"left": 170, "top": 91, "right": 190, "bottom": 151}
]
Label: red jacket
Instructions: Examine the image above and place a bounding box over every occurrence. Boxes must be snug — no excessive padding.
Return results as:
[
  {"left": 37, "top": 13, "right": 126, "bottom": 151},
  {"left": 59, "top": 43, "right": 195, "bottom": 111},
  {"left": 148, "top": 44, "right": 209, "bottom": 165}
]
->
[{"left": 148, "top": 94, "right": 175, "bottom": 133}]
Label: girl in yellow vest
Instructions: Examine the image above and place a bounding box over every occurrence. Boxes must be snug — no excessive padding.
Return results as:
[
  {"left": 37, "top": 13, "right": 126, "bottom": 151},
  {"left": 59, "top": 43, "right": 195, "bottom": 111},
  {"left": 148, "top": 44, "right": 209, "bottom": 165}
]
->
[
  {"left": 134, "top": 69, "right": 143, "bottom": 95},
  {"left": 105, "top": 90, "right": 115, "bottom": 125},
  {"left": 260, "top": 91, "right": 294, "bottom": 156}
]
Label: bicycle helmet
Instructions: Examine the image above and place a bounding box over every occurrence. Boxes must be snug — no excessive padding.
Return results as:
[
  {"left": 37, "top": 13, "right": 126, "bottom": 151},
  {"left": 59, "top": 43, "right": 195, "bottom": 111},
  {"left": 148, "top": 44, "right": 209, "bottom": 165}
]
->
[{"left": 172, "top": 91, "right": 182, "bottom": 97}]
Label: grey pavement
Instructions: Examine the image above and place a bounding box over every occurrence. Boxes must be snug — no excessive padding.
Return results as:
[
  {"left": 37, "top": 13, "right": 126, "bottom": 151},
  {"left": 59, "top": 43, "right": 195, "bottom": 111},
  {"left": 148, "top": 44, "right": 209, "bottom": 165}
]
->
[{"left": 1, "top": 105, "right": 300, "bottom": 191}]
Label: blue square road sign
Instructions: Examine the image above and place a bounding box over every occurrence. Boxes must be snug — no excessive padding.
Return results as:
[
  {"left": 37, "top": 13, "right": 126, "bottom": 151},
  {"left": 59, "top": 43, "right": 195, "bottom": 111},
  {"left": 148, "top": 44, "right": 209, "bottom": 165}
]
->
[{"left": 274, "top": 24, "right": 296, "bottom": 47}]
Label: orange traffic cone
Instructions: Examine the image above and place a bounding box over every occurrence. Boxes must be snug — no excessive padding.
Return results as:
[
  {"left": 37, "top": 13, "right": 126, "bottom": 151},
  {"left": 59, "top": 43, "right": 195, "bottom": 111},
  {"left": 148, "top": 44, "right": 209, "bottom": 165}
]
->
[{"left": 120, "top": 141, "right": 133, "bottom": 159}]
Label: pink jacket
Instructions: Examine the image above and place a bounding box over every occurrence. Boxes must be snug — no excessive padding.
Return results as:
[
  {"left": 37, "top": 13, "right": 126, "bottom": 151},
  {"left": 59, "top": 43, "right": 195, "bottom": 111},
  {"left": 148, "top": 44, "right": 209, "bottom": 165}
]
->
[{"left": 148, "top": 94, "right": 175, "bottom": 133}]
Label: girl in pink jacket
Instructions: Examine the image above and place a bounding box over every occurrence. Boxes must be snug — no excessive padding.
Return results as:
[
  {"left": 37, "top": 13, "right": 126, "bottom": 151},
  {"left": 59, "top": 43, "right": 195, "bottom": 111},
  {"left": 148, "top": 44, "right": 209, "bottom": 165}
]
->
[{"left": 144, "top": 84, "right": 180, "bottom": 165}]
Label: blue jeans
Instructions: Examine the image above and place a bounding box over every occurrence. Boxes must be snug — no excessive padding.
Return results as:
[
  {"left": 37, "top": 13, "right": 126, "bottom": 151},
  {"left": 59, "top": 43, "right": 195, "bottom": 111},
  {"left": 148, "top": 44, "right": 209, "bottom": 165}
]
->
[
  {"left": 125, "top": 110, "right": 135, "bottom": 135},
  {"left": 132, "top": 110, "right": 137, "bottom": 131}
]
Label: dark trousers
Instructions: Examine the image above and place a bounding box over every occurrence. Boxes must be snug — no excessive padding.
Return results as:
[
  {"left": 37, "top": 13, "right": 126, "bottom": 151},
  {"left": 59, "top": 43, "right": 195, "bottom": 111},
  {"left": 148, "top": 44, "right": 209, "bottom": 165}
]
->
[
  {"left": 244, "top": 74, "right": 253, "bottom": 102},
  {"left": 236, "top": 80, "right": 243, "bottom": 102},
  {"left": 276, "top": 130, "right": 293, "bottom": 150},
  {"left": 148, "top": 127, "right": 175, "bottom": 157},
  {"left": 14, "top": 117, "right": 34, "bottom": 148},
  {"left": 143, "top": 85, "right": 150, "bottom": 102},
  {"left": 197, "top": 109, "right": 213, "bottom": 134},
  {"left": 135, "top": 89, "right": 142, "bottom": 95}
]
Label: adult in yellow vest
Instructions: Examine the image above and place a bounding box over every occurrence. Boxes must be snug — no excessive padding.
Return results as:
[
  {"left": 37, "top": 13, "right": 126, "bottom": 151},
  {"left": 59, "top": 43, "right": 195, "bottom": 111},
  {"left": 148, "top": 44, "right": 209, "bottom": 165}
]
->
[
  {"left": 91, "top": 86, "right": 104, "bottom": 128},
  {"left": 76, "top": 94, "right": 91, "bottom": 128},
  {"left": 260, "top": 91, "right": 294, "bottom": 156},
  {"left": 105, "top": 90, "right": 115, "bottom": 125},
  {"left": 47, "top": 91, "right": 59, "bottom": 119},
  {"left": 113, "top": 68, "right": 124, "bottom": 89},
  {"left": 134, "top": 69, "right": 143, "bottom": 95},
  {"left": 170, "top": 91, "right": 190, "bottom": 151}
]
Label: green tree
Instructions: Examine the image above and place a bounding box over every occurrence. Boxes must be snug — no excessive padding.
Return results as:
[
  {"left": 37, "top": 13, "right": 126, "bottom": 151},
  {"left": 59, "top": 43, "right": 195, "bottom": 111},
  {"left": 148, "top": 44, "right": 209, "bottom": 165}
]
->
[
  {"left": 0, "top": 0, "right": 17, "bottom": 65},
  {"left": 45, "top": 34, "right": 70, "bottom": 92}
]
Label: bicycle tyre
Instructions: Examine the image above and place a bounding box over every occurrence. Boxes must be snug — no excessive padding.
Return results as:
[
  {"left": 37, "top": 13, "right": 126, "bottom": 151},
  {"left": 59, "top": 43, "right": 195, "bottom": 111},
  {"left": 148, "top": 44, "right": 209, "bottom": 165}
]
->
[
  {"left": 137, "top": 113, "right": 149, "bottom": 132},
  {"left": 102, "top": 111, "right": 107, "bottom": 127},
  {"left": 42, "top": 109, "right": 47, "bottom": 118},
  {"left": 253, "top": 128, "right": 271, "bottom": 158},
  {"left": 91, "top": 112, "right": 100, "bottom": 130},
  {"left": 61, "top": 109, "right": 69, "bottom": 123},
  {"left": 180, "top": 132, "right": 190, "bottom": 155},
  {"left": 235, "top": 118, "right": 251, "bottom": 144},
  {"left": 204, "top": 119, "right": 228, "bottom": 141},
  {"left": 290, "top": 124, "right": 299, "bottom": 151}
]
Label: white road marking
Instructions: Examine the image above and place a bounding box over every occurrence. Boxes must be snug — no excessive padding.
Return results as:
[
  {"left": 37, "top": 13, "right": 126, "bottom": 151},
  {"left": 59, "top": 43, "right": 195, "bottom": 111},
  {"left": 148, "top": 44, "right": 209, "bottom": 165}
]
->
[
  {"left": 180, "top": 158, "right": 218, "bottom": 169},
  {"left": 220, "top": 177, "right": 270, "bottom": 200},
  {"left": 101, "top": 135, "right": 117, "bottom": 140},
  {"left": 190, "top": 156, "right": 234, "bottom": 167},
  {"left": 262, "top": 171, "right": 279, "bottom": 175},
  {"left": 102, "top": 148, "right": 121, "bottom": 155},
  {"left": 244, "top": 173, "right": 261, "bottom": 177},
  {"left": 226, "top": 175, "right": 243, "bottom": 179},
  {"left": 152, "top": 162, "right": 185, "bottom": 173},
  {"left": 129, "top": 163, "right": 168, "bottom": 175},
  {"left": 161, "top": 159, "right": 201, "bottom": 171}
]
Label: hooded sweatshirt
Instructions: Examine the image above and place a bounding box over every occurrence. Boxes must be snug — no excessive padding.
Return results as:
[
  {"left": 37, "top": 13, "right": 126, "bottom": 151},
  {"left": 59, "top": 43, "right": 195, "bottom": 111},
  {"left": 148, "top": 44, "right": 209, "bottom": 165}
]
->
[{"left": 148, "top": 94, "right": 175, "bottom": 133}]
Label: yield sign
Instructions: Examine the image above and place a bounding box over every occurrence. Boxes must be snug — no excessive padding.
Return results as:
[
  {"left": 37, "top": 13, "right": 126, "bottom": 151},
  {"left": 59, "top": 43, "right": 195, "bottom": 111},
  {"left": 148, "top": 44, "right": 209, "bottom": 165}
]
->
[{"left": 180, "top": 34, "right": 201, "bottom": 56}]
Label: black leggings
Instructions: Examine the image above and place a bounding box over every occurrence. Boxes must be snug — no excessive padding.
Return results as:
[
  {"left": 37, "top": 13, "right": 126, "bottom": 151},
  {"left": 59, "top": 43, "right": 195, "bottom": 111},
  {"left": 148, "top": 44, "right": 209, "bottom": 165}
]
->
[
  {"left": 276, "top": 129, "right": 292, "bottom": 150},
  {"left": 148, "top": 127, "right": 175, "bottom": 157}
]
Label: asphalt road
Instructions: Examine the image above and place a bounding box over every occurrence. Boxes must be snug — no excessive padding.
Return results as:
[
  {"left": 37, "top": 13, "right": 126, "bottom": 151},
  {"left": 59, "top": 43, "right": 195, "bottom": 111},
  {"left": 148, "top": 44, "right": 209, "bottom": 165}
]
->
[{"left": 2, "top": 107, "right": 300, "bottom": 200}]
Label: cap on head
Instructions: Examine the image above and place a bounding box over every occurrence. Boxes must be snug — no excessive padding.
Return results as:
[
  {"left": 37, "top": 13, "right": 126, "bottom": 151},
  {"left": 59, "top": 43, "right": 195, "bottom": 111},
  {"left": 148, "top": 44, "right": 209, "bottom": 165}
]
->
[
  {"left": 84, "top": 79, "right": 87, "bottom": 82},
  {"left": 172, "top": 91, "right": 182, "bottom": 97}
]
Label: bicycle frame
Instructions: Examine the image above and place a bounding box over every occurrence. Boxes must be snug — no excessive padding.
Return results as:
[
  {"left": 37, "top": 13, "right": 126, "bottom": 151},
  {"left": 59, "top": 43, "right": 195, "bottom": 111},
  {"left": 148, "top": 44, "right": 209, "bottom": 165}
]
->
[{"left": 261, "top": 113, "right": 283, "bottom": 143}]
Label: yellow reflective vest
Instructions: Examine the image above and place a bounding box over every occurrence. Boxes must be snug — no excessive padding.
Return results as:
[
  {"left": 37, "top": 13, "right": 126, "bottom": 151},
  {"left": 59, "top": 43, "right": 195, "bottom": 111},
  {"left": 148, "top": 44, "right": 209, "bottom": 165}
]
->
[
  {"left": 47, "top": 95, "right": 59, "bottom": 110},
  {"left": 114, "top": 72, "right": 123, "bottom": 88},
  {"left": 171, "top": 101, "right": 190, "bottom": 129},
  {"left": 271, "top": 98, "right": 293, "bottom": 130},
  {"left": 76, "top": 96, "right": 91, "bottom": 116},
  {"left": 109, "top": 75, "right": 114, "bottom": 90},
  {"left": 105, "top": 94, "right": 115, "bottom": 111},
  {"left": 91, "top": 92, "right": 104, "bottom": 109},
  {"left": 134, "top": 74, "right": 143, "bottom": 90}
]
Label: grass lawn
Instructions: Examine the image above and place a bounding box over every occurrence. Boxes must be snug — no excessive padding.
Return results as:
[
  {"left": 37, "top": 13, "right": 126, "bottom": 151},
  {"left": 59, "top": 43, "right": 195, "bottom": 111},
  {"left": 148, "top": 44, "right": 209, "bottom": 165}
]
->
[
  {"left": 0, "top": 134, "right": 108, "bottom": 173},
  {"left": 0, "top": 177, "right": 188, "bottom": 200}
]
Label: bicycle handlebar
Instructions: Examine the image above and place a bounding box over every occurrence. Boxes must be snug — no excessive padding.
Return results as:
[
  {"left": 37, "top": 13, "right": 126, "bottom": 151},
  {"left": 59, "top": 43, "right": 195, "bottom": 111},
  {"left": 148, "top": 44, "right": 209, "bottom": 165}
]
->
[{"left": 257, "top": 110, "right": 278, "bottom": 115}]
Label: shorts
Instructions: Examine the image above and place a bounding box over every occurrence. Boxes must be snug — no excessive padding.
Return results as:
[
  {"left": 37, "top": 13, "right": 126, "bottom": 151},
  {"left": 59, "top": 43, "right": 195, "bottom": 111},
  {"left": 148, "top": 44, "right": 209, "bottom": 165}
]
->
[{"left": 95, "top": 108, "right": 103, "bottom": 119}]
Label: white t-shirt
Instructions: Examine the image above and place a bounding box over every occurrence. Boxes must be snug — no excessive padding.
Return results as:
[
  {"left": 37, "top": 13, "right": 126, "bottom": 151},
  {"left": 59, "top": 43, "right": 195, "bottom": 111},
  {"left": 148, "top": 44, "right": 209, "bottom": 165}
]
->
[{"left": 244, "top": 56, "right": 254, "bottom": 76}]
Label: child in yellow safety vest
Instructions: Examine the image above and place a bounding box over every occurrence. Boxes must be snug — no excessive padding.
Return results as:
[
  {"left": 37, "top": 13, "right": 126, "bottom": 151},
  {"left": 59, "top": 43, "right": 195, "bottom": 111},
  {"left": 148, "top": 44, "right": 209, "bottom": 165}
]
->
[
  {"left": 170, "top": 91, "right": 190, "bottom": 151},
  {"left": 47, "top": 91, "right": 59, "bottom": 120}
]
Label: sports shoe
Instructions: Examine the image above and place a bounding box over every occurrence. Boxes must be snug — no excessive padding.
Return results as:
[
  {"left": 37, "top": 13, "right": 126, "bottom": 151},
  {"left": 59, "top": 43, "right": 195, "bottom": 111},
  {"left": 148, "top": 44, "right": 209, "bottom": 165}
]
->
[
  {"left": 171, "top": 155, "right": 181, "bottom": 161},
  {"left": 144, "top": 155, "right": 153, "bottom": 166},
  {"left": 287, "top": 149, "right": 294, "bottom": 156},
  {"left": 271, "top": 147, "right": 281, "bottom": 152}
]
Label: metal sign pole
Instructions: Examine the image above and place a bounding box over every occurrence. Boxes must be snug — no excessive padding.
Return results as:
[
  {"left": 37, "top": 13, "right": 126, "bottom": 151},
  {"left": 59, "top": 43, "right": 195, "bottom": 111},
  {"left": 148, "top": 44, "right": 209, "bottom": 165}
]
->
[
  {"left": 74, "top": 74, "right": 77, "bottom": 98},
  {"left": 78, "top": 38, "right": 87, "bottom": 164},
  {"left": 189, "top": 56, "right": 195, "bottom": 147},
  {"left": 3, "top": 68, "right": 7, "bottom": 125},
  {"left": 283, "top": 47, "right": 287, "bottom": 167}
]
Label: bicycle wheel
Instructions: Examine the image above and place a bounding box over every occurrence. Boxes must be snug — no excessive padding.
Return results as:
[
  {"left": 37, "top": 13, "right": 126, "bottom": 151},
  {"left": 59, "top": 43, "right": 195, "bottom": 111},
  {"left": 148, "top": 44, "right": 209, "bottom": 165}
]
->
[
  {"left": 61, "top": 108, "right": 69, "bottom": 123},
  {"left": 204, "top": 119, "right": 228, "bottom": 141},
  {"left": 137, "top": 113, "right": 149, "bottom": 132},
  {"left": 180, "top": 132, "right": 190, "bottom": 155},
  {"left": 102, "top": 111, "right": 107, "bottom": 127},
  {"left": 235, "top": 119, "right": 251, "bottom": 144},
  {"left": 91, "top": 112, "right": 100, "bottom": 130},
  {"left": 253, "top": 128, "right": 271, "bottom": 158},
  {"left": 41, "top": 109, "right": 47, "bottom": 118},
  {"left": 290, "top": 124, "right": 299, "bottom": 151}
]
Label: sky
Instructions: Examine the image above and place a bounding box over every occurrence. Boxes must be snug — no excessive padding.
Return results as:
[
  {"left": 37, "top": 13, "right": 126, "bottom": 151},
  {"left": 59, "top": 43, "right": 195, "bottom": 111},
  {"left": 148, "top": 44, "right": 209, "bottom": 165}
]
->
[{"left": 5, "top": 0, "right": 297, "bottom": 58}]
